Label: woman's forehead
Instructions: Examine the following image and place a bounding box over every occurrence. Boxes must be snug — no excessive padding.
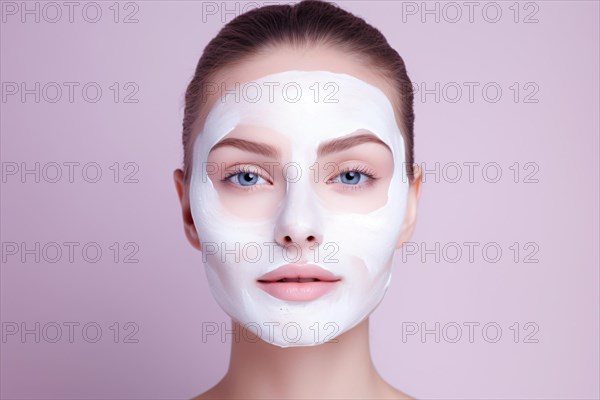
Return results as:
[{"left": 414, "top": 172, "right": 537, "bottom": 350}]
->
[
  {"left": 201, "top": 70, "right": 400, "bottom": 146},
  {"left": 194, "top": 71, "right": 406, "bottom": 172},
  {"left": 217, "top": 45, "right": 397, "bottom": 100}
]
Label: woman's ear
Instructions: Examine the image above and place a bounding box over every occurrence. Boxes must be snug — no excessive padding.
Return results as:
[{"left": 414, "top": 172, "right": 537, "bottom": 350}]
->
[
  {"left": 395, "top": 164, "right": 422, "bottom": 249},
  {"left": 173, "top": 169, "right": 202, "bottom": 251}
]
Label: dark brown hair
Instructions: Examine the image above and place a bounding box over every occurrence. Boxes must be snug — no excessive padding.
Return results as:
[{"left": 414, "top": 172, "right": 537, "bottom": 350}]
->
[{"left": 181, "top": 0, "right": 415, "bottom": 182}]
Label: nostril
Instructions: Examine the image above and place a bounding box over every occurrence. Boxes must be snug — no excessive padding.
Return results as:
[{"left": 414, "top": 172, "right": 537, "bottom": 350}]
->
[{"left": 279, "top": 234, "right": 319, "bottom": 246}]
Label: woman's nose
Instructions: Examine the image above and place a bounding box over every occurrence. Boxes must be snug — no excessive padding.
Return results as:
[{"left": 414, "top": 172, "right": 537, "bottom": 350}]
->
[{"left": 273, "top": 181, "right": 324, "bottom": 258}]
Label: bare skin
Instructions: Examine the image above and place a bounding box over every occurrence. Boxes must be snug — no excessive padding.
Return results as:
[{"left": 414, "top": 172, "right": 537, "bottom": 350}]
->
[
  {"left": 193, "top": 319, "right": 413, "bottom": 400},
  {"left": 174, "top": 45, "right": 422, "bottom": 400}
]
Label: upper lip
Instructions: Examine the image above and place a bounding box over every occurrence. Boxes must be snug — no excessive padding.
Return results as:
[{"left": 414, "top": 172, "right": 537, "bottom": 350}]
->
[{"left": 257, "top": 264, "right": 342, "bottom": 283}]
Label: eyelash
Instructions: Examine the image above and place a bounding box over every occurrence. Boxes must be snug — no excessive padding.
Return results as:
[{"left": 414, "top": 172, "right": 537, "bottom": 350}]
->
[
  {"left": 221, "top": 164, "right": 379, "bottom": 192},
  {"left": 328, "top": 164, "right": 379, "bottom": 192},
  {"left": 221, "top": 165, "right": 272, "bottom": 192}
]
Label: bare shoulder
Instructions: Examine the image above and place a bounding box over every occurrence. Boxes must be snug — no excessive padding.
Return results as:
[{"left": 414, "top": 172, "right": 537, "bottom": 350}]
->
[
  {"left": 379, "top": 381, "right": 416, "bottom": 399},
  {"left": 190, "top": 383, "right": 227, "bottom": 400},
  {"left": 190, "top": 379, "right": 414, "bottom": 400}
]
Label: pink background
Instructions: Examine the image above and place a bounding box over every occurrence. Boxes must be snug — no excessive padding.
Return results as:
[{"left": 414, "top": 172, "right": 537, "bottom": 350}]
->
[{"left": 1, "top": 1, "right": 598, "bottom": 399}]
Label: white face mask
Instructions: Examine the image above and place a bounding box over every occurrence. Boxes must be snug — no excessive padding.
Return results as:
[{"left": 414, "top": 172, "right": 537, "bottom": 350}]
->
[{"left": 189, "top": 70, "right": 409, "bottom": 347}]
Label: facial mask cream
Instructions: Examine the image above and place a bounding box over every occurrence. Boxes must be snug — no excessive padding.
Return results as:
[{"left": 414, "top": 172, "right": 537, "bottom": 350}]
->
[{"left": 189, "top": 70, "right": 409, "bottom": 347}]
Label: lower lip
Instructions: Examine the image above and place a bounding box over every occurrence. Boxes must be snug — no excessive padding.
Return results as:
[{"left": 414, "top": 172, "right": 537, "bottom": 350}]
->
[{"left": 256, "top": 281, "right": 340, "bottom": 302}]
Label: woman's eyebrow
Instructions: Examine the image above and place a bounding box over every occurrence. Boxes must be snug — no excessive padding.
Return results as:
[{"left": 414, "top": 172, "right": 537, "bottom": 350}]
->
[
  {"left": 209, "top": 137, "right": 280, "bottom": 159},
  {"left": 317, "top": 133, "right": 391, "bottom": 157}
]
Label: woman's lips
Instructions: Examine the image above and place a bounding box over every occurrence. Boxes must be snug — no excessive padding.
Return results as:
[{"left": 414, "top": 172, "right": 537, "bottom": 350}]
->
[{"left": 257, "top": 264, "right": 341, "bottom": 302}]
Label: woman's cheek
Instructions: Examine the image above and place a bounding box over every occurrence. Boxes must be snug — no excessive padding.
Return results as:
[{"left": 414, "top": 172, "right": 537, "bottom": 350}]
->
[{"left": 313, "top": 175, "right": 393, "bottom": 214}]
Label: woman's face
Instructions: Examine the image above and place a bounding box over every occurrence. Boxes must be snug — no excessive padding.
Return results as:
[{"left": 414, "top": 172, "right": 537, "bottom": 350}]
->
[{"left": 183, "top": 46, "right": 417, "bottom": 347}]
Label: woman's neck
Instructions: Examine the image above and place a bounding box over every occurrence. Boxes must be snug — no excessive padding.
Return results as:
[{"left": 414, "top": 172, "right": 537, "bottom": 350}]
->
[{"left": 197, "top": 318, "right": 411, "bottom": 399}]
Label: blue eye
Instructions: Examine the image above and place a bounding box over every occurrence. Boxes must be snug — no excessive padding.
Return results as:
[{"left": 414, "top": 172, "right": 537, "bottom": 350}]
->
[
  {"left": 330, "top": 166, "right": 377, "bottom": 186},
  {"left": 223, "top": 166, "right": 270, "bottom": 187},
  {"left": 232, "top": 172, "right": 263, "bottom": 186},
  {"left": 337, "top": 171, "right": 366, "bottom": 185}
]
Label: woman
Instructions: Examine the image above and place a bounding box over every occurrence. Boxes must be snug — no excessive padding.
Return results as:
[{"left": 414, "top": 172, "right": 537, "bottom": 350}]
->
[{"left": 173, "top": 1, "right": 422, "bottom": 398}]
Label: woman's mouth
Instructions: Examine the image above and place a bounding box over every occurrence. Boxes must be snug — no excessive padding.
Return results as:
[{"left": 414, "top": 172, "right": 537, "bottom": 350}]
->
[
  {"left": 256, "top": 264, "right": 341, "bottom": 301},
  {"left": 269, "top": 277, "right": 320, "bottom": 282}
]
